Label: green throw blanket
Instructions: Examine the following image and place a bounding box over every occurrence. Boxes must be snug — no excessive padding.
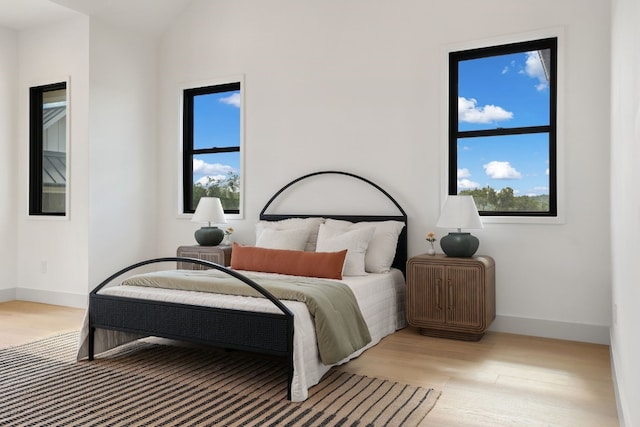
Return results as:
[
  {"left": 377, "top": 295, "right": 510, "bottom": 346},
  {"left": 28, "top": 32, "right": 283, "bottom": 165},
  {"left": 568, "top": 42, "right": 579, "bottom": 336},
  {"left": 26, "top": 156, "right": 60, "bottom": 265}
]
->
[{"left": 121, "top": 269, "right": 372, "bottom": 365}]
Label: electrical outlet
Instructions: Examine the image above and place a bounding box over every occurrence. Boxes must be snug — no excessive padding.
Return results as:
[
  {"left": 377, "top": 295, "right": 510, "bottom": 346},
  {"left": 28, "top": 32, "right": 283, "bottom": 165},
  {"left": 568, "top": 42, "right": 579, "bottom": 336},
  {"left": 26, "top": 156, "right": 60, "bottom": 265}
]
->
[
  {"left": 613, "top": 303, "right": 618, "bottom": 325},
  {"left": 41, "top": 261, "right": 47, "bottom": 274}
]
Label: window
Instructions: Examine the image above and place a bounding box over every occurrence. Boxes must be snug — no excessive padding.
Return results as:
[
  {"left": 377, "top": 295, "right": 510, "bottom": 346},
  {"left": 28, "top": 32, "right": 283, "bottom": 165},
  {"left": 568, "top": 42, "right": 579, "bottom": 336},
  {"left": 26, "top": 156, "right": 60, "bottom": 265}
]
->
[
  {"left": 448, "top": 37, "right": 557, "bottom": 216},
  {"left": 29, "top": 81, "right": 68, "bottom": 216},
  {"left": 182, "top": 80, "right": 242, "bottom": 215}
]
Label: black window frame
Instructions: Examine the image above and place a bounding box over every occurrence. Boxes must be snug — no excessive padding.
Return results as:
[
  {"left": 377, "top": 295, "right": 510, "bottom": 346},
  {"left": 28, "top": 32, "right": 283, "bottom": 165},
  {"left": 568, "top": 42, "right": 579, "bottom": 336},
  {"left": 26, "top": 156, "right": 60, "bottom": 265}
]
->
[
  {"left": 448, "top": 37, "right": 558, "bottom": 217},
  {"left": 182, "top": 82, "right": 241, "bottom": 215},
  {"left": 29, "top": 81, "right": 67, "bottom": 217}
]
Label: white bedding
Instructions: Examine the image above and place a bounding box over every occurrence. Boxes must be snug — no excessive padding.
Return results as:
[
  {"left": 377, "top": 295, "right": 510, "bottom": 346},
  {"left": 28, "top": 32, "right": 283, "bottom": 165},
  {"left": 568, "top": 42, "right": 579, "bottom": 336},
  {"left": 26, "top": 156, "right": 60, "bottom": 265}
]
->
[{"left": 76, "top": 269, "right": 406, "bottom": 402}]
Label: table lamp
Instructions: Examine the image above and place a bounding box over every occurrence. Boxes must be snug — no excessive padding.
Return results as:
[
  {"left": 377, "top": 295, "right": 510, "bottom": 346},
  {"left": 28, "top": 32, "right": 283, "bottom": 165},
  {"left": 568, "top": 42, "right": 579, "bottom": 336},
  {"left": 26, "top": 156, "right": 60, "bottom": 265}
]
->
[
  {"left": 436, "top": 195, "right": 483, "bottom": 257},
  {"left": 191, "top": 197, "right": 227, "bottom": 246}
]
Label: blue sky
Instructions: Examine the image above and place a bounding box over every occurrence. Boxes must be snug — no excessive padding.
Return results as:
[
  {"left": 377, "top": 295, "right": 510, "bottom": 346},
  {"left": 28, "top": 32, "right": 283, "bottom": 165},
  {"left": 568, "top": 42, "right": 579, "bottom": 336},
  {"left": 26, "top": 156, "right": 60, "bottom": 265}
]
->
[
  {"left": 190, "top": 52, "right": 549, "bottom": 196},
  {"left": 192, "top": 90, "right": 241, "bottom": 186},
  {"left": 457, "top": 50, "right": 550, "bottom": 196}
]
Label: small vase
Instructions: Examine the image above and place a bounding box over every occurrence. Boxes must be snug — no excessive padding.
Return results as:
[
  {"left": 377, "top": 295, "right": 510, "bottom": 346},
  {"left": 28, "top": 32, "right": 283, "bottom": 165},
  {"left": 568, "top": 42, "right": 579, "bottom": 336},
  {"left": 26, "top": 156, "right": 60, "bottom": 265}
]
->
[{"left": 427, "top": 242, "right": 436, "bottom": 255}]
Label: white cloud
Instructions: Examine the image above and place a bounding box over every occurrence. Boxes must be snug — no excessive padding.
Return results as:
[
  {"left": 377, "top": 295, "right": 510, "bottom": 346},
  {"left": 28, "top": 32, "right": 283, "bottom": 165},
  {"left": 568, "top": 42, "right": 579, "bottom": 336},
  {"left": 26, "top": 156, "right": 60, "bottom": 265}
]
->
[
  {"left": 193, "top": 159, "right": 235, "bottom": 177},
  {"left": 457, "top": 168, "right": 479, "bottom": 190},
  {"left": 525, "top": 51, "right": 548, "bottom": 91},
  {"left": 458, "top": 178, "right": 480, "bottom": 190},
  {"left": 458, "top": 97, "right": 513, "bottom": 124},
  {"left": 220, "top": 93, "right": 241, "bottom": 107},
  {"left": 457, "top": 168, "right": 471, "bottom": 178},
  {"left": 483, "top": 160, "right": 522, "bottom": 179},
  {"left": 196, "top": 175, "right": 226, "bottom": 186}
]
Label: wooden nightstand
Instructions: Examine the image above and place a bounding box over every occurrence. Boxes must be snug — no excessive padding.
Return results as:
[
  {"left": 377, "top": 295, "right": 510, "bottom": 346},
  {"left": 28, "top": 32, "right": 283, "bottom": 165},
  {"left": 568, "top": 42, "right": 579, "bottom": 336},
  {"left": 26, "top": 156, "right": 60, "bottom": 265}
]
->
[
  {"left": 406, "top": 254, "right": 495, "bottom": 341},
  {"left": 176, "top": 245, "right": 232, "bottom": 269}
]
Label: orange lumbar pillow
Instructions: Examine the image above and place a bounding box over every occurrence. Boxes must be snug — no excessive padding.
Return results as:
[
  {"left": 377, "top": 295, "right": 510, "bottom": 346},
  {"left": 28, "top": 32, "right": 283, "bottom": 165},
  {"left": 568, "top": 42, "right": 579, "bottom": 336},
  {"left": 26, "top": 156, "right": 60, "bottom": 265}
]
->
[{"left": 230, "top": 242, "right": 347, "bottom": 280}]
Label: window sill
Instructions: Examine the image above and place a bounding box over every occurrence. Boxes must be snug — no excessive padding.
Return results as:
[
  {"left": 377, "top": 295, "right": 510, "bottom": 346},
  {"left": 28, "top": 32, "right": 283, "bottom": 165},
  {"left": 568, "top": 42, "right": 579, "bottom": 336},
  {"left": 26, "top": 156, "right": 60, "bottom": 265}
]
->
[{"left": 480, "top": 214, "right": 564, "bottom": 225}]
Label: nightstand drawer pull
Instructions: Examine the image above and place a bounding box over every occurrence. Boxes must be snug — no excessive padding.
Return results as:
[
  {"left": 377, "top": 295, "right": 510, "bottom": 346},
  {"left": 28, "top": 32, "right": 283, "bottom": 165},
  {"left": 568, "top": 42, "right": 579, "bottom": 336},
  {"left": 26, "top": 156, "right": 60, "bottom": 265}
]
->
[
  {"left": 435, "top": 279, "right": 442, "bottom": 310},
  {"left": 448, "top": 280, "right": 453, "bottom": 310}
]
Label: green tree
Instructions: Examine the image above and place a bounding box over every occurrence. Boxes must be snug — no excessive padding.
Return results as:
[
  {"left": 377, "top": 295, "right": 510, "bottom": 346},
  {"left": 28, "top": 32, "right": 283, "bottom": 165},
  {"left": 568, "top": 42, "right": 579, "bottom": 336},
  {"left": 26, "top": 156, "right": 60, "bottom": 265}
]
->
[
  {"left": 460, "top": 186, "right": 549, "bottom": 213},
  {"left": 460, "top": 186, "right": 497, "bottom": 211},
  {"left": 193, "top": 172, "right": 240, "bottom": 211},
  {"left": 496, "top": 187, "right": 515, "bottom": 210}
]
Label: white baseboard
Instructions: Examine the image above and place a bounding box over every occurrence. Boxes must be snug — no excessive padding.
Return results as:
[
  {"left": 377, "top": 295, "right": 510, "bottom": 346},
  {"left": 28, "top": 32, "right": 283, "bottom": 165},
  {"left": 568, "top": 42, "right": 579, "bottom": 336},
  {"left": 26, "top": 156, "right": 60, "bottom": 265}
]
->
[
  {"left": 0, "top": 288, "right": 17, "bottom": 302},
  {"left": 13, "top": 288, "right": 88, "bottom": 309},
  {"left": 489, "top": 314, "right": 610, "bottom": 345}
]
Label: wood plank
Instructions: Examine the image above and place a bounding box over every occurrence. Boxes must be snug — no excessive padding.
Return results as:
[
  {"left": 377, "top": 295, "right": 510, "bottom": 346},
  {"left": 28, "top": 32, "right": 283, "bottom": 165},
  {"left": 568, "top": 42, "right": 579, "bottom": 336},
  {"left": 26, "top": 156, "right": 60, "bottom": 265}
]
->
[
  {"left": 336, "top": 327, "right": 618, "bottom": 426},
  {"left": 0, "top": 300, "right": 85, "bottom": 347}
]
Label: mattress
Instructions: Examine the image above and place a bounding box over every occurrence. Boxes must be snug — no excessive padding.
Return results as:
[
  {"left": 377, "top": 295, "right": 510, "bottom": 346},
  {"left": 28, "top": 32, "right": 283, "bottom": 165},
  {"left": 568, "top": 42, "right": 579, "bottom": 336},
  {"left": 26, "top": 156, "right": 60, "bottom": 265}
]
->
[{"left": 77, "top": 268, "right": 406, "bottom": 402}]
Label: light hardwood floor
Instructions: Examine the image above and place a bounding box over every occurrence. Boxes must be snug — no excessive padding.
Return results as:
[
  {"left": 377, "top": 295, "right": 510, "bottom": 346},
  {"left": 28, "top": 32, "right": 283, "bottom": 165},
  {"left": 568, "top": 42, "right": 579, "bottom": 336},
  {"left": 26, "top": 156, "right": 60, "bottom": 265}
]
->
[{"left": 0, "top": 301, "right": 619, "bottom": 426}]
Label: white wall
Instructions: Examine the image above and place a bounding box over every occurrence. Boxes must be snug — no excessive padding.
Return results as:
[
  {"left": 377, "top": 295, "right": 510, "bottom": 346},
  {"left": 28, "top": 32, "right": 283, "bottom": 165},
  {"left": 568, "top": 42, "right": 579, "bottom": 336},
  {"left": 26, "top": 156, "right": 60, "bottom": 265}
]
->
[
  {"left": 156, "top": 0, "right": 612, "bottom": 344},
  {"left": 16, "top": 16, "right": 90, "bottom": 307},
  {"left": 8, "top": 14, "right": 158, "bottom": 308},
  {"left": 0, "top": 26, "right": 17, "bottom": 298},
  {"left": 5, "top": 1, "right": 614, "bottom": 347},
  {"left": 610, "top": 0, "right": 640, "bottom": 424},
  {"left": 87, "top": 19, "right": 158, "bottom": 288}
]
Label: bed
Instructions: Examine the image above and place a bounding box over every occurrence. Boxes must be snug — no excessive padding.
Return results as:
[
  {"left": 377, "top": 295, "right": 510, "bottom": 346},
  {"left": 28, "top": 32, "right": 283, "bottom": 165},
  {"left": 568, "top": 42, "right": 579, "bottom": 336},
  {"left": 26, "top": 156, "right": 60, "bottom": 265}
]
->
[{"left": 77, "top": 171, "right": 408, "bottom": 402}]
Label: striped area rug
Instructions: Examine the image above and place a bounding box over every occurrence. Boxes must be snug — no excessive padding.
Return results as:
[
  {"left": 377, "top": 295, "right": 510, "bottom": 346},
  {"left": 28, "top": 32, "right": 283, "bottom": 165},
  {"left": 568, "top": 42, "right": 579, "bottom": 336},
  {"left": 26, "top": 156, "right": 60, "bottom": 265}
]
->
[{"left": 0, "top": 332, "right": 439, "bottom": 426}]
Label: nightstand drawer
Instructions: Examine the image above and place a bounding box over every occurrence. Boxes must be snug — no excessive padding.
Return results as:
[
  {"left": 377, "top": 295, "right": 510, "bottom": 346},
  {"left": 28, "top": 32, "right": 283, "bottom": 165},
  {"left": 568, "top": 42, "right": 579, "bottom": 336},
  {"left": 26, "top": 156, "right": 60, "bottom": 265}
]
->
[
  {"left": 176, "top": 245, "right": 232, "bottom": 269},
  {"left": 406, "top": 254, "right": 495, "bottom": 341}
]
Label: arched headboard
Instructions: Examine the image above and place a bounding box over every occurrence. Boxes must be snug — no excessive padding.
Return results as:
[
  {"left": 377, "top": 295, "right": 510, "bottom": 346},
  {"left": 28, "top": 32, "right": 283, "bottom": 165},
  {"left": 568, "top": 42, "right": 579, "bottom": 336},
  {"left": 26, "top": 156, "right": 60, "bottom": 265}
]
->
[{"left": 259, "top": 171, "right": 408, "bottom": 274}]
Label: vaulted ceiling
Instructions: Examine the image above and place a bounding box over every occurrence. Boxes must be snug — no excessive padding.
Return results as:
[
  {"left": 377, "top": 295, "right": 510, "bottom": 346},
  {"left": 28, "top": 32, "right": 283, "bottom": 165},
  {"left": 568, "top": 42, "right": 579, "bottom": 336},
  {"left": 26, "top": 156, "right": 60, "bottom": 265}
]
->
[{"left": 0, "top": 0, "right": 193, "bottom": 37}]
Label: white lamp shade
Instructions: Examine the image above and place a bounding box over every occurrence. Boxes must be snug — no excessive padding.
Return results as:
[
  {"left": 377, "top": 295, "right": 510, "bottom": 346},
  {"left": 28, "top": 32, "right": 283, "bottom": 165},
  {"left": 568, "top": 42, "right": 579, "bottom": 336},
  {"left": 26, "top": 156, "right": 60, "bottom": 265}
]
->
[
  {"left": 436, "top": 195, "right": 483, "bottom": 230},
  {"left": 191, "top": 197, "right": 227, "bottom": 225}
]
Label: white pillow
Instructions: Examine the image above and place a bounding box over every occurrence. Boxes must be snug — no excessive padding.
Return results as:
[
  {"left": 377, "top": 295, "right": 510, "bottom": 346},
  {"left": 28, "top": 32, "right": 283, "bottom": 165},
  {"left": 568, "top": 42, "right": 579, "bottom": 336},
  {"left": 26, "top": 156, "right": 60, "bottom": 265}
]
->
[
  {"left": 316, "top": 224, "right": 375, "bottom": 276},
  {"left": 255, "top": 227, "right": 311, "bottom": 251},
  {"left": 255, "top": 217, "right": 325, "bottom": 252},
  {"left": 324, "top": 219, "right": 405, "bottom": 273}
]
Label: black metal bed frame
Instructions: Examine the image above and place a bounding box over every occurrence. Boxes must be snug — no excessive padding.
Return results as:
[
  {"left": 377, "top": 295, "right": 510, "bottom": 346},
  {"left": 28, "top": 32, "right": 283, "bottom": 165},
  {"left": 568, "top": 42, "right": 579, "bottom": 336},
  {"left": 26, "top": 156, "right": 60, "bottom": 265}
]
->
[{"left": 87, "top": 171, "right": 407, "bottom": 400}]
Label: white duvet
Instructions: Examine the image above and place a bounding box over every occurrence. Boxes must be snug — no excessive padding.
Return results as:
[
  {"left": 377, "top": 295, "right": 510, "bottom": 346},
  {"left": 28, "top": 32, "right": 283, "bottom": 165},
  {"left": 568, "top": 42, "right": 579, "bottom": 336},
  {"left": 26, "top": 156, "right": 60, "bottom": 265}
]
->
[{"left": 76, "top": 269, "right": 406, "bottom": 402}]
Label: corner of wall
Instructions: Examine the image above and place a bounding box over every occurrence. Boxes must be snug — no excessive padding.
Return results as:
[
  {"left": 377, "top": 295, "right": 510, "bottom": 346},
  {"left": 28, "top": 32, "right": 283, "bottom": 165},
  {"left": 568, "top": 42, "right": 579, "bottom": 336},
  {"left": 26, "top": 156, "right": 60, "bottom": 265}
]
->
[
  {"left": 0, "top": 26, "right": 18, "bottom": 292},
  {"left": 609, "top": 331, "right": 628, "bottom": 426}
]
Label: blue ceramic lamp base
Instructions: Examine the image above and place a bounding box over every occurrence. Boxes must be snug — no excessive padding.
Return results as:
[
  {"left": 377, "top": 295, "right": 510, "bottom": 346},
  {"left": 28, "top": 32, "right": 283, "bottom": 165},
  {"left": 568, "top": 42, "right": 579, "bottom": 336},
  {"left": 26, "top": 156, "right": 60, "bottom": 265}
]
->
[{"left": 194, "top": 226, "right": 224, "bottom": 246}]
